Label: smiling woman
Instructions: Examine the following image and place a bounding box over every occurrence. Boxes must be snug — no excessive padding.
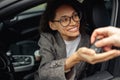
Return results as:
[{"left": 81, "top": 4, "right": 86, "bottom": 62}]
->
[
  {"left": 36, "top": 0, "right": 91, "bottom": 80},
  {"left": 35, "top": 0, "right": 120, "bottom": 80}
]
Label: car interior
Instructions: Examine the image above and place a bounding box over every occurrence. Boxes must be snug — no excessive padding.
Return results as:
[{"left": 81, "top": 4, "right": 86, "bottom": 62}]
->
[{"left": 0, "top": 0, "right": 120, "bottom": 80}]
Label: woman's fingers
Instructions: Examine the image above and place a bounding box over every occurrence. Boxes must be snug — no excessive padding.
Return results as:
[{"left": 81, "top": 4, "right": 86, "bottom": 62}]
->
[
  {"left": 77, "top": 47, "right": 120, "bottom": 64},
  {"left": 91, "top": 50, "right": 120, "bottom": 64}
]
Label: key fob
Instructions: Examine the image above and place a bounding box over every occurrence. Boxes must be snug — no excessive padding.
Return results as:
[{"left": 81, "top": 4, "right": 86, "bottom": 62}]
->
[{"left": 90, "top": 39, "right": 102, "bottom": 53}]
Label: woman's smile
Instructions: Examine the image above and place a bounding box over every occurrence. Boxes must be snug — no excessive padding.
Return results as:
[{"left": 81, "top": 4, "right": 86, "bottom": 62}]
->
[{"left": 67, "top": 26, "right": 79, "bottom": 32}]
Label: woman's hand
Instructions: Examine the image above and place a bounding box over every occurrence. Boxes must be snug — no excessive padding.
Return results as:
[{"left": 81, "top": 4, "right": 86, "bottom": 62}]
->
[
  {"left": 65, "top": 47, "right": 120, "bottom": 71},
  {"left": 76, "top": 47, "right": 120, "bottom": 64}
]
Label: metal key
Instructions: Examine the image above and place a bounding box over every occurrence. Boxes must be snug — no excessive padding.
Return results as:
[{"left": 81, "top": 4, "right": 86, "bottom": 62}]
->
[{"left": 90, "top": 39, "right": 103, "bottom": 53}]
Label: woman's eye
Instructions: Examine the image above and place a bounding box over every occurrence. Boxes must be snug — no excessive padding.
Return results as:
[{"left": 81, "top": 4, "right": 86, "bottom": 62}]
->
[{"left": 61, "top": 17, "right": 69, "bottom": 22}]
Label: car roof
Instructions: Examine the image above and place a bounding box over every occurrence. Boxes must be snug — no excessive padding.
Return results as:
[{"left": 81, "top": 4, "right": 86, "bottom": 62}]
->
[{"left": 0, "top": 0, "right": 18, "bottom": 9}]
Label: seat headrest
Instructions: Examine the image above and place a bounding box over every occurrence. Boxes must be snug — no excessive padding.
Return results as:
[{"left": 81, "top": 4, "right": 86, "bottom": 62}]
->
[
  {"left": 92, "top": 0, "right": 110, "bottom": 28},
  {"left": 83, "top": 0, "right": 110, "bottom": 28}
]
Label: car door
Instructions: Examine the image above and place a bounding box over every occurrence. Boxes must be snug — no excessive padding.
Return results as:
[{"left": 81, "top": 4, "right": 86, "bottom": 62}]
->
[
  {"left": 7, "top": 3, "right": 47, "bottom": 80},
  {"left": 0, "top": 1, "right": 46, "bottom": 80}
]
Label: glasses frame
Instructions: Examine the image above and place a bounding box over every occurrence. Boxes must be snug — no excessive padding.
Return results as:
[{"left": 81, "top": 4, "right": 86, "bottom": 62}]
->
[{"left": 53, "top": 11, "right": 82, "bottom": 27}]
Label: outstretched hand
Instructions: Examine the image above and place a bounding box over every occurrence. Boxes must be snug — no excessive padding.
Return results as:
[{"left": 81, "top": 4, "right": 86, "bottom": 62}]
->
[{"left": 76, "top": 47, "right": 120, "bottom": 64}]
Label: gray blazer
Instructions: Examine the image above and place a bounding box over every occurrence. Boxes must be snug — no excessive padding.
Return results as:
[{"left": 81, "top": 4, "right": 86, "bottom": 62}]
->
[{"left": 36, "top": 32, "right": 90, "bottom": 80}]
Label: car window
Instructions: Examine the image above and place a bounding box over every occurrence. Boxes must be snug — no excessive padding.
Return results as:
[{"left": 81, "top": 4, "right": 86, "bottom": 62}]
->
[
  {"left": 13, "top": 3, "right": 46, "bottom": 21},
  {"left": 20, "top": 3, "right": 46, "bottom": 15}
]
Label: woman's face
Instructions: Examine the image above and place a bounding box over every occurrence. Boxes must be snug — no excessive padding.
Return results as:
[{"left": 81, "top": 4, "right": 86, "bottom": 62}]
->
[{"left": 49, "top": 5, "right": 80, "bottom": 41}]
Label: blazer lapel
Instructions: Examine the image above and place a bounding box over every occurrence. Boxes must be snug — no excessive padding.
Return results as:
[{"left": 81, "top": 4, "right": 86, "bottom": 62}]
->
[{"left": 54, "top": 32, "right": 67, "bottom": 59}]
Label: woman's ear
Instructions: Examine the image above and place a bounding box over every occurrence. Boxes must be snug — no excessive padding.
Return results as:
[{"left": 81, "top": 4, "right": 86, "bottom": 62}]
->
[{"left": 49, "top": 21, "right": 57, "bottom": 30}]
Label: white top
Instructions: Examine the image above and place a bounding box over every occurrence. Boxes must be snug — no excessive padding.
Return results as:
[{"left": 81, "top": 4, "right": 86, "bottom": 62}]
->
[{"left": 64, "top": 35, "right": 81, "bottom": 57}]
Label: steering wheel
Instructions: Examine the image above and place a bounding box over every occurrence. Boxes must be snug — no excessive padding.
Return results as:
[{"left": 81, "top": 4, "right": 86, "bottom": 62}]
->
[{"left": 0, "top": 52, "right": 15, "bottom": 80}]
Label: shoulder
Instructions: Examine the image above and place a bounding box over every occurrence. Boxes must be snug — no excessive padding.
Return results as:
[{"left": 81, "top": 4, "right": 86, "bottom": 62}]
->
[
  {"left": 39, "top": 32, "right": 61, "bottom": 43},
  {"left": 38, "top": 33, "right": 55, "bottom": 47},
  {"left": 40, "top": 32, "right": 63, "bottom": 40},
  {"left": 39, "top": 32, "right": 64, "bottom": 46},
  {"left": 40, "top": 33, "right": 54, "bottom": 39},
  {"left": 40, "top": 32, "right": 54, "bottom": 37}
]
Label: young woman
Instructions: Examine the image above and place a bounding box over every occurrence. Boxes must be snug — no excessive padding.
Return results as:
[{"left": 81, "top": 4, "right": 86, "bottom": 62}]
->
[{"left": 35, "top": 0, "right": 119, "bottom": 80}]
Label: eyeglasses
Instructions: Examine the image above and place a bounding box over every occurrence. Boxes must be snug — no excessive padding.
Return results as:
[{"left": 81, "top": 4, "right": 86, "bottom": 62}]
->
[{"left": 53, "top": 12, "right": 82, "bottom": 27}]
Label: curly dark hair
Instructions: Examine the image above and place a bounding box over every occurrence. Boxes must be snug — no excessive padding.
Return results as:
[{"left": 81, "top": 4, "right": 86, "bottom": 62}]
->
[{"left": 39, "top": 0, "right": 87, "bottom": 34}]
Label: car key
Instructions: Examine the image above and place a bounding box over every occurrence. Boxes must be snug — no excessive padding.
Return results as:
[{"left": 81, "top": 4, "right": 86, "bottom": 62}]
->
[{"left": 90, "top": 39, "right": 103, "bottom": 53}]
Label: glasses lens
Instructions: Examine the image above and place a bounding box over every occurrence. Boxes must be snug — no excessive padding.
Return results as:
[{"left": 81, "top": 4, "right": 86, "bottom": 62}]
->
[
  {"left": 60, "top": 16, "right": 70, "bottom": 27},
  {"left": 72, "top": 12, "right": 80, "bottom": 22}
]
